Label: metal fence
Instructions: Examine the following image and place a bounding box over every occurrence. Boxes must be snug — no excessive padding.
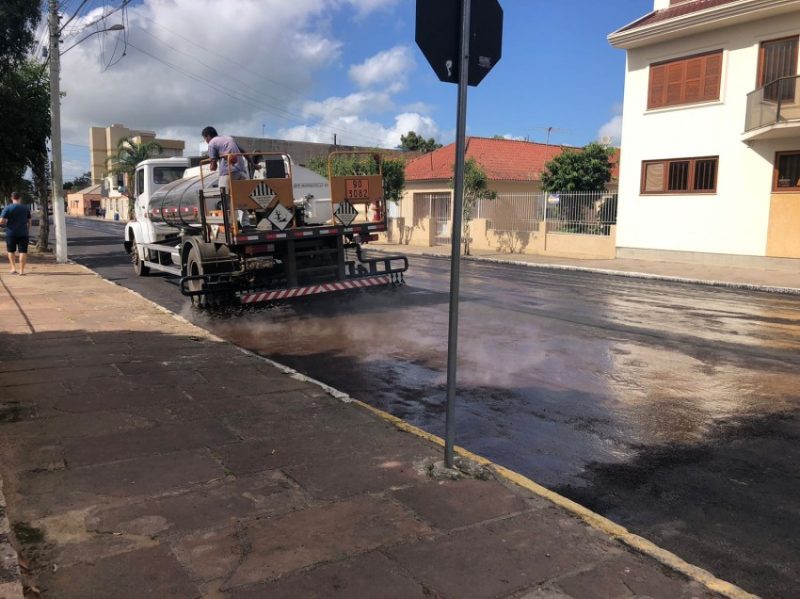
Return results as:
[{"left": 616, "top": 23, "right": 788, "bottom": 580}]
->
[{"left": 485, "top": 191, "right": 617, "bottom": 237}]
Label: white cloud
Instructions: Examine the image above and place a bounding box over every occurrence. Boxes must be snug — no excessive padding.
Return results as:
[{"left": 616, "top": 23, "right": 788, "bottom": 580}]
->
[
  {"left": 62, "top": 160, "right": 88, "bottom": 181},
  {"left": 57, "top": 0, "right": 442, "bottom": 174},
  {"left": 343, "top": 0, "right": 402, "bottom": 18},
  {"left": 348, "top": 46, "right": 414, "bottom": 89},
  {"left": 278, "top": 111, "right": 441, "bottom": 149},
  {"left": 598, "top": 105, "right": 623, "bottom": 145}
]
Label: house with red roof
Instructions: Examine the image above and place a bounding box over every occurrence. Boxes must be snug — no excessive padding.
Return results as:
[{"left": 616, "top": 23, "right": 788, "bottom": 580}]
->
[
  {"left": 609, "top": 0, "right": 800, "bottom": 264},
  {"left": 395, "top": 136, "right": 619, "bottom": 258}
]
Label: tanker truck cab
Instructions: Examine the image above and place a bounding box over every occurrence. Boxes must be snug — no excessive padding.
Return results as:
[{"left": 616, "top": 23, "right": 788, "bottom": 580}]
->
[{"left": 124, "top": 157, "right": 190, "bottom": 248}]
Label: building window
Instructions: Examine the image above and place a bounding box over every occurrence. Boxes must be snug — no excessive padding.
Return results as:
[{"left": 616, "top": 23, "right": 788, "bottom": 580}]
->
[
  {"left": 758, "top": 37, "right": 798, "bottom": 102},
  {"left": 774, "top": 151, "right": 800, "bottom": 190},
  {"left": 648, "top": 50, "right": 723, "bottom": 109},
  {"left": 641, "top": 157, "right": 718, "bottom": 194}
]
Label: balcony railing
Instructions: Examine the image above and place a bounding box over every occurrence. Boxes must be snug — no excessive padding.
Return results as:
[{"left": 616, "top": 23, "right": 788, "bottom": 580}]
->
[{"left": 745, "top": 75, "right": 800, "bottom": 133}]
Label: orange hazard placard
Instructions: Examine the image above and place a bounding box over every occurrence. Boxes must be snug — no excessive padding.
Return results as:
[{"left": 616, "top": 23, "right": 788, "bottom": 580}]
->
[{"left": 345, "top": 178, "right": 370, "bottom": 200}]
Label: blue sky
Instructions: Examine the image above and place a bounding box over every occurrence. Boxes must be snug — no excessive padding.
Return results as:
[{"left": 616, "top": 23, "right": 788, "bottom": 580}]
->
[{"left": 49, "top": 0, "right": 654, "bottom": 179}]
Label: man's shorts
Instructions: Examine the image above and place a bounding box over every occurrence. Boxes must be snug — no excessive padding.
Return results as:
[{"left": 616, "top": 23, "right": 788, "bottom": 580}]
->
[{"left": 6, "top": 234, "right": 29, "bottom": 253}]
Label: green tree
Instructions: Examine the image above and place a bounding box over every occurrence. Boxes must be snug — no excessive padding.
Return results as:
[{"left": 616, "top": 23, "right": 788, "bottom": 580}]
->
[
  {"left": 450, "top": 158, "right": 495, "bottom": 256},
  {"left": 106, "top": 138, "right": 162, "bottom": 217},
  {"left": 307, "top": 153, "right": 405, "bottom": 206},
  {"left": 381, "top": 157, "right": 405, "bottom": 204},
  {"left": 540, "top": 142, "right": 614, "bottom": 192},
  {"left": 0, "top": 1, "right": 41, "bottom": 72},
  {"left": 63, "top": 171, "right": 92, "bottom": 191},
  {"left": 399, "top": 131, "right": 441, "bottom": 153}
]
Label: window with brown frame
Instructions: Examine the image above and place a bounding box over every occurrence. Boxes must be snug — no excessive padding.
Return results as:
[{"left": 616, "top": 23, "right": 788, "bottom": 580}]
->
[
  {"left": 641, "top": 157, "right": 718, "bottom": 194},
  {"left": 774, "top": 151, "right": 800, "bottom": 190},
  {"left": 758, "top": 37, "right": 798, "bottom": 102},
  {"left": 648, "top": 51, "right": 723, "bottom": 109}
]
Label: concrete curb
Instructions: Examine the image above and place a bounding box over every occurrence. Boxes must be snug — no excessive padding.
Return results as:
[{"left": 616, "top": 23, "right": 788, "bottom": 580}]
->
[
  {"left": 371, "top": 247, "right": 800, "bottom": 296},
  {"left": 72, "top": 261, "right": 758, "bottom": 599},
  {"left": 0, "top": 479, "right": 24, "bottom": 599}
]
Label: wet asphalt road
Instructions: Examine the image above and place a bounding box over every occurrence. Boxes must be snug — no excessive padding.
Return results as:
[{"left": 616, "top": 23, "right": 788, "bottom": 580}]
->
[{"left": 63, "top": 217, "right": 800, "bottom": 598}]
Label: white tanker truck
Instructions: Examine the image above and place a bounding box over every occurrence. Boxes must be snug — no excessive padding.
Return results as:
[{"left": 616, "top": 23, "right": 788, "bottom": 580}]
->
[{"left": 123, "top": 152, "right": 407, "bottom": 306}]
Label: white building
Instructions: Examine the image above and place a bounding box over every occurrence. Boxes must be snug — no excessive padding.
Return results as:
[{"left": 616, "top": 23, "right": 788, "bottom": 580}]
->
[{"left": 609, "top": 0, "right": 800, "bottom": 264}]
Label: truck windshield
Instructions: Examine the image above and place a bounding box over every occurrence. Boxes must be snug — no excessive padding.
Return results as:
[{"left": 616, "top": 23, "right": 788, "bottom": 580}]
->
[{"left": 153, "top": 166, "right": 186, "bottom": 185}]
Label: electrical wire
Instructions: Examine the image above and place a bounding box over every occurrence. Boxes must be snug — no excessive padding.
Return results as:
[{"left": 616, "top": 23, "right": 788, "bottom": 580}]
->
[
  {"left": 59, "top": 0, "right": 90, "bottom": 34},
  {"left": 125, "top": 41, "right": 388, "bottom": 147}
]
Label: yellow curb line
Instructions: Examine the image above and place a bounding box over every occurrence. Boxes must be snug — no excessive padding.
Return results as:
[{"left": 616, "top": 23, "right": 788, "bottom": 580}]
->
[
  {"left": 351, "top": 398, "right": 759, "bottom": 599},
  {"left": 67, "top": 259, "right": 757, "bottom": 599}
]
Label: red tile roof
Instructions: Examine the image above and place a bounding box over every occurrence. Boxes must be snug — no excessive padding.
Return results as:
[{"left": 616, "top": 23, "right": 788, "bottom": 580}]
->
[
  {"left": 619, "top": 0, "right": 740, "bottom": 32},
  {"left": 404, "top": 137, "right": 573, "bottom": 182}
]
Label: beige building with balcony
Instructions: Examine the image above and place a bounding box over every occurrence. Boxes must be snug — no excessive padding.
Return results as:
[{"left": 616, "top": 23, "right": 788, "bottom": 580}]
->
[
  {"left": 89, "top": 123, "right": 185, "bottom": 220},
  {"left": 610, "top": 0, "right": 800, "bottom": 262}
]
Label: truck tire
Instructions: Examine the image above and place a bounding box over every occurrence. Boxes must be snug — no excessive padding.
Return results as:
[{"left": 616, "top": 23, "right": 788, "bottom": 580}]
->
[
  {"left": 185, "top": 246, "right": 207, "bottom": 306},
  {"left": 131, "top": 235, "right": 150, "bottom": 276}
]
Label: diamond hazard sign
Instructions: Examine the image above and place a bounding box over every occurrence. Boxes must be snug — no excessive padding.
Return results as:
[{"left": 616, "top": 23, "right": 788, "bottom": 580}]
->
[
  {"left": 268, "top": 203, "right": 293, "bottom": 231},
  {"left": 334, "top": 201, "right": 358, "bottom": 226},
  {"left": 250, "top": 182, "right": 277, "bottom": 209}
]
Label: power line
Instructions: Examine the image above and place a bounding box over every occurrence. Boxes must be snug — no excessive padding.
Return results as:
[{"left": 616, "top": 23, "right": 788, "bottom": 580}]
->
[
  {"left": 125, "top": 41, "right": 388, "bottom": 147},
  {"left": 136, "top": 12, "right": 304, "bottom": 96}
]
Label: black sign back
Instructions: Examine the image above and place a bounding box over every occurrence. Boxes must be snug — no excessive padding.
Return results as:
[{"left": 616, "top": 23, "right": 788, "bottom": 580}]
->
[{"left": 415, "top": 0, "right": 503, "bottom": 87}]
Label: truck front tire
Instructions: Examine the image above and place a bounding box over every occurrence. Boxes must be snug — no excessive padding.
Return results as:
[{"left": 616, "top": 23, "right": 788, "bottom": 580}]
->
[{"left": 131, "top": 235, "right": 150, "bottom": 276}]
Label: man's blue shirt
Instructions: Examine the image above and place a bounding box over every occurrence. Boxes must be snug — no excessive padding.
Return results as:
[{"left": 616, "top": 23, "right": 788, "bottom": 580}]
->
[{"left": 0, "top": 203, "right": 31, "bottom": 236}]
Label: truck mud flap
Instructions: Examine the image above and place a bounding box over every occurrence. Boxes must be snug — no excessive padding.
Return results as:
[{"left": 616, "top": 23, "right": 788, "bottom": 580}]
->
[{"left": 238, "top": 273, "right": 403, "bottom": 305}]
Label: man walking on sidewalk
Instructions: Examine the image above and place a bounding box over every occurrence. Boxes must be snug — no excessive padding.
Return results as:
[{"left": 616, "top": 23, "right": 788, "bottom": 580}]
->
[{"left": 0, "top": 192, "right": 32, "bottom": 275}]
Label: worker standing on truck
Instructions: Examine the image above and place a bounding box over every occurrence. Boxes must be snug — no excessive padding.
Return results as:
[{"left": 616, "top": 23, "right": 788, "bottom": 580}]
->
[{"left": 201, "top": 126, "right": 248, "bottom": 190}]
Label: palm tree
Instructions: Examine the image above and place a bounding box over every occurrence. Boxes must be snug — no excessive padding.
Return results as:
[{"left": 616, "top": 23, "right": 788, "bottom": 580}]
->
[{"left": 106, "top": 137, "right": 162, "bottom": 218}]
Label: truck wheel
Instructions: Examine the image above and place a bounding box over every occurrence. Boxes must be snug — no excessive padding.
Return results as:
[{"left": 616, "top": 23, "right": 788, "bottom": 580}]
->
[
  {"left": 185, "top": 247, "right": 207, "bottom": 306},
  {"left": 131, "top": 236, "right": 150, "bottom": 276}
]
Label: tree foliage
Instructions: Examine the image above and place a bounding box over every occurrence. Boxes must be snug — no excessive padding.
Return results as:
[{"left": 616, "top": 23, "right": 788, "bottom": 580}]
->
[
  {"left": 0, "top": 0, "right": 41, "bottom": 72},
  {"left": 0, "top": 60, "right": 50, "bottom": 201},
  {"left": 106, "top": 138, "right": 163, "bottom": 218},
  {"left": 540, "top": 142, "right": 614, "bottom": 192},
  {"left": 106, "top": 138, "right": 164, "bottom": 183},
  {"left": 399, "top": 131, "right": 441, "bottom": 153},
  {"left": 0, "top": 2, "right": 50, "bottom": 248},
  {"left": 450, "top": 158, "right": 496, "bottom": 255},
  {"left": 63, "top": 171, "right": 92, "bottom": 191},
  {"left": 306, "top": 153, "right": 405, "bottom": 205},
  {"left": 381, "top": 158, "right": 405, "bottom": 204}
]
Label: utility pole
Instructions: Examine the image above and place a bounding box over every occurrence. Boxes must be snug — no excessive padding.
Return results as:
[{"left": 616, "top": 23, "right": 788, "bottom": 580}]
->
[{"left": 49, "top": 0, "right": 68, "bottom": 263}]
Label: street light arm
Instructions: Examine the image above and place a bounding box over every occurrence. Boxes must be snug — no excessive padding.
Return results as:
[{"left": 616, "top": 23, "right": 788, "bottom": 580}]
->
[{"left": 60, "top": 24, "right": 124, "bottom": 56}]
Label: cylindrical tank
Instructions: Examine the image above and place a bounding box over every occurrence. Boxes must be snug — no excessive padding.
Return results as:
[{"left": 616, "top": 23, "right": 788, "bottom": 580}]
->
[{"left": 148, "top": 172, "right": 219, "bottom": 228}]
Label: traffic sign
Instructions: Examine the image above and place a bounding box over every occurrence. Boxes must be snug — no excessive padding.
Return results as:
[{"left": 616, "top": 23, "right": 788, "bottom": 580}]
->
[{"left": 416, "top": 0, "right": 503, "bottom": 87}]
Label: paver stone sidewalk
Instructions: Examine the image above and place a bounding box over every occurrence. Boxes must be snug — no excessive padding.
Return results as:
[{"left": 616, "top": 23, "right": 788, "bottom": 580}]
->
[{"left": 0, "top": 254, "right": 743, "bottom": 598}]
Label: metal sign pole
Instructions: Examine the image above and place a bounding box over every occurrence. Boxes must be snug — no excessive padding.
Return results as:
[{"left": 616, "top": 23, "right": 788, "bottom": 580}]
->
[{"left": 444, "top": 0, "right": 472, "bottom": 468}]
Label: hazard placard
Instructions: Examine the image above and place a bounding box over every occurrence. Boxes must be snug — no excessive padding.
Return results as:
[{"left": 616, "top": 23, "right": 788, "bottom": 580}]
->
[
  {"left": 250, "top": 182, "right": 277, "bottom": 208},
  {"left": 268, "top": 203, "right": 293, "bottom": 231},
  {"left": 334, "top": 201, "right": 358, "bottom": 226},
  {"left": 345, "top": 178, "right": 370, "bottom": 200}
]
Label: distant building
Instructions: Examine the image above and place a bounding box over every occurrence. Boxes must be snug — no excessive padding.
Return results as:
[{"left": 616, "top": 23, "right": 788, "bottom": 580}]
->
[
  {"left": 609, "top": 0, "right": 800, "bottom": 264},
  {"left": 89, "top": 123, "right": 185, "bottom": 220},
  {"left": 396, "top": 137, "right": 620, "bottom": 258},
  {"left": 90, "top": 123, "right": 185, "bottom": 185}
]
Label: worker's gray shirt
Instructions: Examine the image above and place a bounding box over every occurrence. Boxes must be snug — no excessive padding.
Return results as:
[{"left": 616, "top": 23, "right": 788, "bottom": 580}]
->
[{"left": 207, "top": 135, "right": 246, "bottom": 177}]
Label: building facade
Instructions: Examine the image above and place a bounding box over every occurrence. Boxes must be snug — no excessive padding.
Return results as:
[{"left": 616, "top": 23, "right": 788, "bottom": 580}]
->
[
  {"left": 397, "top": 137, "right": 619, "bottom": 258},
  {"left": 610, "top": 0, "right": 800, "bottom": 262}
]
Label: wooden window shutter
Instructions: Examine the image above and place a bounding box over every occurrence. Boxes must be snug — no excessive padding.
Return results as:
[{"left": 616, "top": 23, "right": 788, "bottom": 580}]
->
[
  {"left": 702, "top": 52, "right": 722, "bottom": 101},
  {"left": 648, "top": 50, "right": 722, "bottom": 109},
  {"left": 665, "top": 62, "right": 685, "bottom": 106},
  {"left": 684, "top": 57, "right": 704, "bottom": 103},
  {"left": 648, "top": 64, "right": 667, "bottom": 109}
]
